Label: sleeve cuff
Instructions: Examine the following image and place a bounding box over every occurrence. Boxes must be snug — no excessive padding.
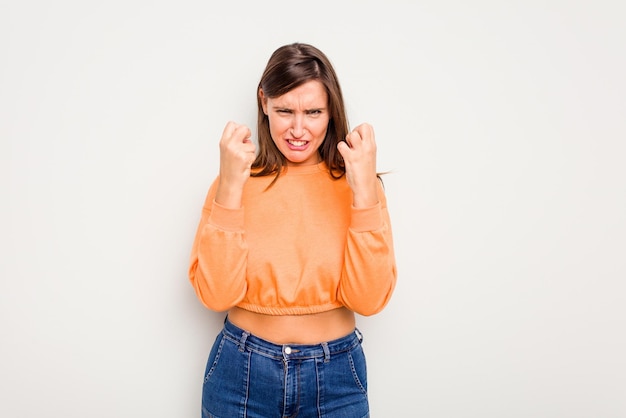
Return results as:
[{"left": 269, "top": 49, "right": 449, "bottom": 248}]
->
[
  {"left": 350, "top": 202, "right": 383, "bottom": 232},
  {"left": 208, "top": 200, "right": 245, "bottom": 231}
]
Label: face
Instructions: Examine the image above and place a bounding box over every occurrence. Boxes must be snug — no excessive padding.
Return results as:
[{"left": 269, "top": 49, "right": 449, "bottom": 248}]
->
[{"left": 260, "top": 80, "right": 330, "bottom": 166}]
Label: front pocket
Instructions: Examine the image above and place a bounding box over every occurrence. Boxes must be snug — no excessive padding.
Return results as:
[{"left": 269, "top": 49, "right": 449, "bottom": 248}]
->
[
  {"left": 348, "top": 345, "right": 368, "bottom": 394},
  {"left": 201, "top": 336, "right": 251, "bottom": 417},
  {"left": 204, "top": 333, "right": 226, "bottom": 384}
]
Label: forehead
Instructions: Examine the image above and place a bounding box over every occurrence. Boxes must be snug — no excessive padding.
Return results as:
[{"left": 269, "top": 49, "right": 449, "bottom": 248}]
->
[{"left": 271, "top": 80, "right": 328, "bottom": 107}]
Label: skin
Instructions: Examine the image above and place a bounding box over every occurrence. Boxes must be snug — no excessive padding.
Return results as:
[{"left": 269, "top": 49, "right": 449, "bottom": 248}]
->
[
  {"left": 260, "top": 80, "right": 330, "bottom": 167},
  {"left": 215, "top": 80, "right": 380, "bottom": 343}
]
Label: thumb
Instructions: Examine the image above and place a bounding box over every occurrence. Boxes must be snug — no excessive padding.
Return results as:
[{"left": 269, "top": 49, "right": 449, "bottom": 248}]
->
[{"left": 337, "top": 140, "right": 350, "bottom": 156}]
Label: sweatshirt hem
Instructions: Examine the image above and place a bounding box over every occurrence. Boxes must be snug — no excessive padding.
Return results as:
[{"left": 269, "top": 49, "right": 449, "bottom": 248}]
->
[{"left": 235, "top": 301, "right": 344, "bottom": 316}]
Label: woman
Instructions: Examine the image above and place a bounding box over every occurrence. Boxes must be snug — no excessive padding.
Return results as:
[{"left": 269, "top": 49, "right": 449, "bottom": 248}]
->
[{"left": 189, "top": 42, "right": 396, "bottom": 418}]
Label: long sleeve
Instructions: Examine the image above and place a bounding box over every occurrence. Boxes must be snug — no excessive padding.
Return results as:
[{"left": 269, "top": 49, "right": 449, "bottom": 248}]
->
[
  {"left": 188, "top": 180, "right": 248, "bottom": 312},
  {"left": 338, "top": 182, "right": 397, "bottom": 316},
  {"left": 189, "top": 164, "right": 397, "bottom": 316}
]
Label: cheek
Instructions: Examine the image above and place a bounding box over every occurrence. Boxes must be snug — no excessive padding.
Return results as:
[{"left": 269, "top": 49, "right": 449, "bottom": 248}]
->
[
  {"left": 313, "top": 119, "right": 330, "bottom": 138},
  {"left": 268, "top": 116, "right": 289, "bottom": 136}
]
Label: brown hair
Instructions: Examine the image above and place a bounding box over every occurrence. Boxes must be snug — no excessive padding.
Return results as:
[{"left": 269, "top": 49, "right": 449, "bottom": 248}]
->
[{"left": 252, "top": 43, "right": 349, "bottom": 183}]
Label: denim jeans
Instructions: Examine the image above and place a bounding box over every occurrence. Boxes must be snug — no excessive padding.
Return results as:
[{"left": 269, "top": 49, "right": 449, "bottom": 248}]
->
[{"left": 201, "top": 317, "right": 370, "bottom": 418}]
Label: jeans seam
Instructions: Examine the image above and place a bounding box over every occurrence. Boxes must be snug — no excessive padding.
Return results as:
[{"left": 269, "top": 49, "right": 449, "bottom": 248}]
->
[
  {"left": 204, "top": 334, "right": 226, "bottom": 384},
  {"left": 316, "top": 357, "right": 324, "bottom": 418},
  {"left": 203, "top": 324, "right": 369, "bottom": 417},
  {"left": 241, "top": 350, "right": 251, "bottom": 418},
  {"left": 348, "top": 351, "right": 368, "bottom": 395}
]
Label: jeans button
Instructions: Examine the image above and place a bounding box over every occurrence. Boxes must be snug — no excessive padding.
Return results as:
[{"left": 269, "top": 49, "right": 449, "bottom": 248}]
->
[{"left": 284, "top": 346, "right": 292, "bottom": 355}]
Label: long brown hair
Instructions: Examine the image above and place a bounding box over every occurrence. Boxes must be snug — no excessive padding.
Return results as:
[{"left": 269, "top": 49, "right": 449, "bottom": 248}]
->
[{"left": 252, "top": 43, "right": 349, "bottom": 183}]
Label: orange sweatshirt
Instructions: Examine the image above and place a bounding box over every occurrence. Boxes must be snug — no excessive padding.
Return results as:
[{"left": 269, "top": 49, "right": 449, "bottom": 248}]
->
[{"left": 188, "top": 162, "right": 397, "bottom": 316}]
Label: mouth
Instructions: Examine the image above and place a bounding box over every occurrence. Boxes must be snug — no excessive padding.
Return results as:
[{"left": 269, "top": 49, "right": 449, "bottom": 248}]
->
[{"left": 287, "top": 139, "right": 308, "bottom": 148}]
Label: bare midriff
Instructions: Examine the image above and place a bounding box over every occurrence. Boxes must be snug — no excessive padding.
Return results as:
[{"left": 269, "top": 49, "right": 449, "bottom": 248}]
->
[{"left": 227, "top": 306, "right": 356, "bottom": 345}]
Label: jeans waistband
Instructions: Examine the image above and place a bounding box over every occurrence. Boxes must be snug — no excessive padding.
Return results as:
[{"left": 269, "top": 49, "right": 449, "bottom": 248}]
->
[{"left": 222, "top": 316, "right": 363, "bottom": 362}]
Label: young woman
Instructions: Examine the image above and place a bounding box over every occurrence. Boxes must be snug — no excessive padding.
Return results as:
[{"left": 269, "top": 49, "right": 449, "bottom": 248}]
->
[{"left": 189, "top": 42, "right": 397, "bottom": 418}]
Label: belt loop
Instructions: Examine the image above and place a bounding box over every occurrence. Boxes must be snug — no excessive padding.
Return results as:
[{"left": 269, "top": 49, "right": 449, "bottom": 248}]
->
[
  {"left": 355, "top": 328, "right": 363, "bottom": 343},
  {"left": 322, "top": 342, "right": 330, "bottom": 363},
  {"left": 238, "top": 331, "right": 250, "bottom": 353}
]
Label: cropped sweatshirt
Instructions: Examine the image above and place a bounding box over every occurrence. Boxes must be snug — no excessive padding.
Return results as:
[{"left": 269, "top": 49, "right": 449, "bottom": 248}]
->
[{"left": 188, "top": 162, "right": 397, "bottom": 316}]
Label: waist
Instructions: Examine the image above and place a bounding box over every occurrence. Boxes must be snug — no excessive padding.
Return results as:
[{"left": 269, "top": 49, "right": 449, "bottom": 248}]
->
[
  {"left": 222, "top": 316, "right": 363, "bottom": 359},
  {"left": 227, "top": 306, "right": 356, "bottom": 345}
]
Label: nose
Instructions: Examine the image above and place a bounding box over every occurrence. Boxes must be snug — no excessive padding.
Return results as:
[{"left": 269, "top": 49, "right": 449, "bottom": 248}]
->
[{"left": 290, "top": 115, "right": 306, "bottom": 138}]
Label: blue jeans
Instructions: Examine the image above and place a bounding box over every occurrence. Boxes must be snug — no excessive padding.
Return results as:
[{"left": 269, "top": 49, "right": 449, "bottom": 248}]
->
[{"left": 201, "top": 317, "right": 370, "bottom": 418}]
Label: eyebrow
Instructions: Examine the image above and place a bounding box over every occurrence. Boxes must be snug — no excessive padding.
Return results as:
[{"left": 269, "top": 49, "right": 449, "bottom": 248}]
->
[{"left": 272, "top": 104, "right": 327, "bottom": 112}]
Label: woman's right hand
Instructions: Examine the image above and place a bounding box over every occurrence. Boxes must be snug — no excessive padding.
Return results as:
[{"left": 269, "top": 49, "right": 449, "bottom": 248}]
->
[{"left": 215, "top": 121, "right": 256, "bottom": 209}]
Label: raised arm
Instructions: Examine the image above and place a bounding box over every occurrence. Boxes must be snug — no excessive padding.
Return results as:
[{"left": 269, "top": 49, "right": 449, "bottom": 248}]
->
[
  {"left": 337, "top": 123, "right": 397, "bottom": 315},
  {"left": 188, "top": 122, "right": 255, "bottom": 311}
]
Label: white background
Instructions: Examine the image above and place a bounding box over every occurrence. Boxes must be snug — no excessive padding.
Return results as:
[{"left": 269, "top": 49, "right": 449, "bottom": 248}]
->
[{"left": 2, "top": 1, "right": 625, "bottom": 417}]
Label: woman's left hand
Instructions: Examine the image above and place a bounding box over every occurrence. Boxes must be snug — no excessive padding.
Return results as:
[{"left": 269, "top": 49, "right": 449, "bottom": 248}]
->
[{"left": 337, "top": 123, "right": 379, "bottom": 208}]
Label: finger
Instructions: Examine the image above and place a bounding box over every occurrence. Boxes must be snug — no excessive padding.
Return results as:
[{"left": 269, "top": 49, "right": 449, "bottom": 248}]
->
[
  {"left": 346, "top": 131, "right": 359, "bottom": 147},
  {"left": 337, "top": 140, "right": 350, "bottom": 157},
  {"left": 354, "top": 123, "right": 371, "bottom": 138},
  {"left": 222, "top": 121, "right": 238, "bottom": 139},
  {"left": 232, "top": 125, "right": 252, "bottom": 142},
  {"left": 354, "top": 123, "right": 375, "bottom": 145},
  {"left": 241, "top": 141, "right": 256, "bottom": 153},
  {"left": 346, "top": 130, "right": 362, "bottom": 148},
  {"left": 354, "top": 122, "right": 372, "bottom": 133}
]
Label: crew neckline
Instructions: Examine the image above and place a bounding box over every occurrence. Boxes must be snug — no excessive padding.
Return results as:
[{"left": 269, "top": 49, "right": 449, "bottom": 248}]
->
[{"left": 282, "top": 161, "right": 328, "bottom": 175}]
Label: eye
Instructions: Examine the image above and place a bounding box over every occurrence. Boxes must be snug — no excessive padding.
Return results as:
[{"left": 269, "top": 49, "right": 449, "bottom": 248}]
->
[
  {"left": 277, "top": 109, "right": 292, "bottom": 114},
  {"left": 307, "top": 109, "right": 323, "bottom": 116}
]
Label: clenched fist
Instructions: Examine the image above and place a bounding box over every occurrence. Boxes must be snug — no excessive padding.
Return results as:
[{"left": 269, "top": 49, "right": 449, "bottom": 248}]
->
[
  {"left": 337, "top": 123, "right": 378, "bottom": 208},
  {"left": 215, "top": 121, "right": 256, "bottom": 209}
]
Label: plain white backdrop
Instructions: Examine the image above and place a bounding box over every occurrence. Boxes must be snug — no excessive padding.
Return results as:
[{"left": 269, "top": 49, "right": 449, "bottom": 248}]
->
[{"left": 2, "top": 1, "right": 625, "bottom": 417}]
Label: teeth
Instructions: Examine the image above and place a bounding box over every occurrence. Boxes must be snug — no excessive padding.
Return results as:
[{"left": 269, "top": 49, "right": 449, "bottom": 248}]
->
[{"left": 289, "top": 140, "right": 306, "bottom": 146}]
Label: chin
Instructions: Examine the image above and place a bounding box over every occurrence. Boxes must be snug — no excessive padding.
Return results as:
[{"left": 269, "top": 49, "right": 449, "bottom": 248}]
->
[{"left": 285, "top": 153, "right": 312, "bottom": 165}]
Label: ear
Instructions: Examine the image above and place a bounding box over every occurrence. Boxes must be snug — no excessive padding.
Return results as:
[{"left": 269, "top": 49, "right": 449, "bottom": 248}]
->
[{"left": 259, "top": 89, "right": 268, "bottom": 115}]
